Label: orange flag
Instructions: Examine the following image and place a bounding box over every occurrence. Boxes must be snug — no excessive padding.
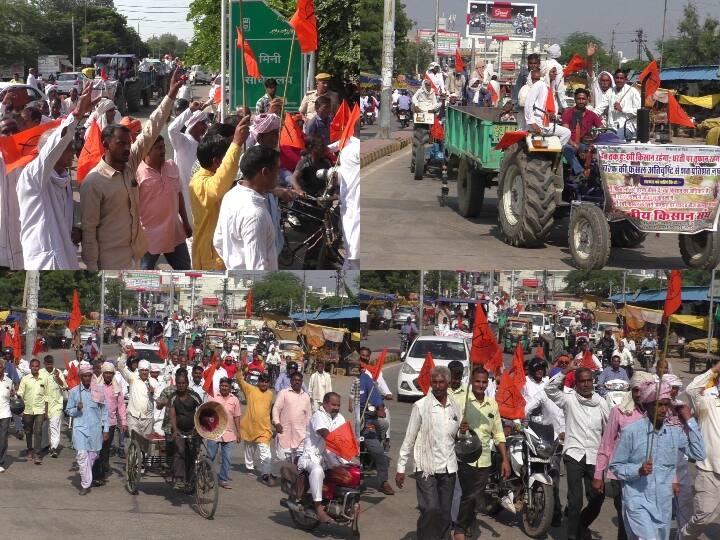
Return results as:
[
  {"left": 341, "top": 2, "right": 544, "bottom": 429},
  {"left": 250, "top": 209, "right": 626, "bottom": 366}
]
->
[
  {"left": 203, "top": 352, "right": 219, "bottom": 397},
  {"left": 329, "top": 100, "right": 350, "bottom": 143},
  {"left": 361, "top": 348, "right": 386, "bottom": 381},
  {"left": 158, "top": 337, "right": 169, "bottom": 360},
  {"left": 290, "top": 0, "right": 318, "bottom": 53},
  {"left": 488, "top": 83, "right": 499, "bottom": 106},
  {"left": 495, "top": 130, "right": 529, "bottom": 150},
  {"left": 667, "top": 93, "right": 695, "bottom": 128},
  {"left": 469, "top": 303, "right": 503, "bottom": 375},
  {"left": 0, "top": 119, "right": 62, "bottom": 174},
  {"left": 423, "top": 73, "right": 438, "bottom": 93},
  {"left": 496, "top": 344, "right": 526, "bottom": 420},
  {"left": 32, "top": 338, "right": 43, "bottom": 357},
  {"left": 563, "top": 54, "right": 586, "bottom": 77},
  {"left": 280, "top": 112, "right": 305, "bottom": 149},
  {"left": 68, "top": 289, "right": 82, "bottom": 332},
  {"left": 100, "top": 67, "right": 108, "bottom": 81},
  {"left": 66, "top": 357, "right": 80, "bottom": 389},
  {"left": 213, "top": 85, "right": 222, "bottom": 105},
  {"left": 76, "top": 121, "right": 103, "bottom": 182},
  {"left": 338, "top": 103, "right": 360, "bottom": 151},
  {"left": 534, "top": 345, "right": 544, "bottom": 359},
  {"left": 454, "top": 49, "right": 464, "bottom": 73},
  {"left": 12, "top": 321, "right": 22, "bottom": 361},
  {"left": 245, "top": 289, "right": 253, "bottom": 319},
  {"left": 325, "top": 421, "right": 360, "bottom": 461},
  {"left": 3, "top": 331, "right": 12, "bottom": 348},
  {"left": 236, "top": 28, "right": 261, "bottom": 79},
  {"left": 638, "top": 60, "right": 661, "bottom": 100},
  {"left": 543, "top": 85, "right": 556, "bottom": 127},
  {"left": 579, "top": 349, "right": 599, "bottom": 371},
  {"left": 417, "top": 351, "right": 435, "bottom": 395},
  {"left": 430, "top": 116, "right": 444, "bottom": 140},
  {"left": 663, "top": 269, "right": 683, "bottom": 320}
]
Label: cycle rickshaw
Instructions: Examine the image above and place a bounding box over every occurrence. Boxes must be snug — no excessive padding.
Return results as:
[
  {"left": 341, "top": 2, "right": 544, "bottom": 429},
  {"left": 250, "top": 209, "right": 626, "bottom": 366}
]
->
[{"left": 125, "top": 401, "right": 227, "bottom": 519}]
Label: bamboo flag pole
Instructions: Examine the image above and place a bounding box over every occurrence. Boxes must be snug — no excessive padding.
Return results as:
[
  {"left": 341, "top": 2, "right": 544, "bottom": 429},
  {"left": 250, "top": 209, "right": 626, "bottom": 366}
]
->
[
  {"left": 647, "top": 311, "right": 672, "bottom": 461},
  {"left": 238, "top": 0, "right": 246, "bottom": 107},
  {"left": 280, "top": 31, "right": 297, "bottom": 121}
]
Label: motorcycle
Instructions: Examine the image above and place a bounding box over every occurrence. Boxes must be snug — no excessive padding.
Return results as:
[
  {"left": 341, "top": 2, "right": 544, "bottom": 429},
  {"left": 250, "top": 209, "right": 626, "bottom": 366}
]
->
[
  {"left": 640, "top": 348, "right": 655, "bottom": 370},
  {"left": 363, "top": 108, "right": 376, "bottom": 126},
  {"left": 280, "top": 462, "right": 361, "bottom": 536},
  {"left": 483, "top": 419, "right": 558, "bottom": 538},
  {"left": 603, "top": 379, "right": 630, "bottom": 408},
  {"left": 399, "top": 333, "right": 409, "bottom": 357},
  {"left": 397, "top": 108, "right": 410, "bottom": 129}
]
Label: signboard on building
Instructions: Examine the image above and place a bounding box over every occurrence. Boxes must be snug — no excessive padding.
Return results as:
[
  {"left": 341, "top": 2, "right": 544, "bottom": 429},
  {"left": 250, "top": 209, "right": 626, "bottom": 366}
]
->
[
  {"left": 122, "top": 271, "right": 162, "bottom": 292},
  {"left": 202, "top": 297, "right": 220, "bottom": 306},
  {"left": 229, "top": 0, "right": 304, "bottom": 111},
  {"left": 522, "top": 279, "right": 539, "bottom": 287},
  {"left": 466, "top": 2, "right": 538, "bottom": 42},
  {"left": 417, "top": 29, "right": 462, "bottom": 56}
]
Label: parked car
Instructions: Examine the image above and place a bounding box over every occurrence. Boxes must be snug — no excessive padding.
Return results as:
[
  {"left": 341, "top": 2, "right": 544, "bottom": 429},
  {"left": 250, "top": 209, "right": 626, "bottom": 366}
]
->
[
  {"left": 189, "top": 65, "right": 212, "bottom": 85},
  {"left": 55, "top": 71, "right": 90, "bottom": 95},
  {"left": 240, "top": 334, "right": 259, "bottom": 353},
  {"left": 517, "top": 311, "right": 552, "bottom": 342},
  {"left": 397, "top": 335, "right": 469, "bottom": 400},
  {"left": 131, "top": 342, "right": 162, "bottom": 366},
  {"left": 0, "top": 83, "right": 47, "bottom": 109},
  {"left": 78, "top": 325, "right": 96, "bottom": 343}
]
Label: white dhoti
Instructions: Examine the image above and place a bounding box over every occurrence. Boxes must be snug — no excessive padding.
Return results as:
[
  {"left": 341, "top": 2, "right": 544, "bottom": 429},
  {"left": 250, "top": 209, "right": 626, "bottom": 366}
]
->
[
  {"left": 76, "top": 450, "right": 98, "bottom": 488},
  {"left": 539, "top": 123, "right": 571, "bottom": 146},
  {"left": 47, "top": 415, "right": 62, "bottom": 450},
  {"left": 244, "top": 441, "right": 272, "bottom": 475}
]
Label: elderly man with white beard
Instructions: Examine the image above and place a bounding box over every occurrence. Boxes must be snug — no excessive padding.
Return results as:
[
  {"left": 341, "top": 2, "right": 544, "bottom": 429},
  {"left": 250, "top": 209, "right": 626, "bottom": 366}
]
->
[{"left": 524, "top": 64, "right": 572, "bottom": 146}]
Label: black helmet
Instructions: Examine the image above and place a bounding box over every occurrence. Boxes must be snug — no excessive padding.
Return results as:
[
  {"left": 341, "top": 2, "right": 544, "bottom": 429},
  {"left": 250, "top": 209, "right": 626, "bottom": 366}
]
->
[
  {"left": 9, "top": 395, "right": 24, "bottom": 416},
  {"left": 528, "top": 358, "right": 547, "bottom": 373},
  {"left": 287, "top": 361, "right": 299, "bottom": 372},
  {"left": 1, "top": 346, "right": 12, "bottom": 357}
]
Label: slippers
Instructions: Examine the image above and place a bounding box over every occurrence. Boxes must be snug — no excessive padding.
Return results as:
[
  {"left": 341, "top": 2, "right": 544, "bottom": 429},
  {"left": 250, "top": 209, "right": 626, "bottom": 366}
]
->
[{"left": 219, "top": 483, "right": 232, "bottom": 489}]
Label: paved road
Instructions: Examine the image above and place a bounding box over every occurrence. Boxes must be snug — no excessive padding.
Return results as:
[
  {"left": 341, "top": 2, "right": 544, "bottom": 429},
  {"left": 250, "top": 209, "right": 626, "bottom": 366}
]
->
[
  {"left": 361, "top": 147, "right": 685, "bottom": 270},
  {"left": 1, "top": 338, "right": 703, "bottom": 539},
  {"left": 359, "top": 115, "right": 412, "bottom": 141}
]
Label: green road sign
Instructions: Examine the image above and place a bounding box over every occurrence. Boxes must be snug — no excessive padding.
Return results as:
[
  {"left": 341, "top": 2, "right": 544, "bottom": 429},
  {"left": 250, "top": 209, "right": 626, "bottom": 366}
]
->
[{"left": 230, "top": 0, "right": 305, "bottom": 111}]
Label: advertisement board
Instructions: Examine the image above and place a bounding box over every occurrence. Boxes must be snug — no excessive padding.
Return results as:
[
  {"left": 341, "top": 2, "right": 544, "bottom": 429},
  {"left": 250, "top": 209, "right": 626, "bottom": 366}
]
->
[
  {"left": 122, "top": 271, "right": 163, "bottom": 292},
  {"left": 417, "top": 29, "right": 461, "bottom": 56},
  {"left": 597, "top": 144, "right": 720, "bottom": 233},
  {"left": 466, "top": 1, "right": 537, "bottom": 41}
]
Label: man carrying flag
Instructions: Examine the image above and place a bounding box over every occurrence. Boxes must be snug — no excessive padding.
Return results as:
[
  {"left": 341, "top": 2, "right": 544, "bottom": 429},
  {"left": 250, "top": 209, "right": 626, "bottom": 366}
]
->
[{"left": 396, "top": 365, "right": 461, "bottom": 540}]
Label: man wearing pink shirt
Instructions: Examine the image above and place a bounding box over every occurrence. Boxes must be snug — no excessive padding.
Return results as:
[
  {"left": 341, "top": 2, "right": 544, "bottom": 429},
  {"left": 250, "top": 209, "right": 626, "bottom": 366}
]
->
[
  {"left": 208, "top": 377, "right": 241, "bottom": 489},
  {"left": 591, "top": 372, "right": 652, "bottom": 540},
  {"left": 272, "top": 371, "right": 312, "bottom": 463},
  {"left": 92, "top": 362, "right": 127, "bottom": 485},
  {"left": 137, "top": 135, "right": 192, "bottom": 269}
]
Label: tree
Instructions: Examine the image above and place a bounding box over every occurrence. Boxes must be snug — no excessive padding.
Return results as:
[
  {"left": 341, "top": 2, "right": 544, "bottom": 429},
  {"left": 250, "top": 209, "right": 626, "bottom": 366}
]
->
[
  {"left": 563, "top": 270, "right": 642, "bottom": 298},
  {"left": 560, "top": 32, "right": 614, "bottom": 74},
  {"left": 360, "top": 271, "right": 420, "bottom": 296},
  {"left": 0, "top": 271, "right": 100, "bottom": 314},
  {"left": 104, "top": 278, "right": 139, "bottom": 317},
  {"left": 395, "top": 39, "right": 432, "bottom": 78},
  {"left": 252, "top": 272, "right": 306, "bottom": 314},
  {"left": 358, "top": 0, "right": 414, "bottom": 74},
  {"left": 660, "top": 2, "right": 720, "bottom": 67},
  {"left": 147, "top": 34, "right": 189, "bottom": 59}
]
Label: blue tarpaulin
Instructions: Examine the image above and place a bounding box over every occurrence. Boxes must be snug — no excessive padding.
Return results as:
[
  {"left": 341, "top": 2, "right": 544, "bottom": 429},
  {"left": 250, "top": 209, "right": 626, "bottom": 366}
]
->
[
  {"left": 359, "top": 290, "right": 397, "bottom": 302},
  {"left": 610, "top": 286, "right": 714, "bottom": 303},
  {"left": 292, "top": 306, "right": 360, "bottom": 321},
  {"left": 631, "top": 65, "right": 719, "bottom": 83}
]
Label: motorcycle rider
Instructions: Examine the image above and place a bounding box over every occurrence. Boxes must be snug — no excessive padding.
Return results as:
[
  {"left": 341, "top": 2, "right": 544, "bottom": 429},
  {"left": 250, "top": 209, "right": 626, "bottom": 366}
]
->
[
  {"left": 274, "top": 361, "right": 307, "bottom": 393},
  {"left": 454, "top": 367, "right": 511, "bottom": 540},
  {"left": 598, "top": 329, "right": 617, "bottom": 367},
  {"left": 360, "top": 91, "right": 379, "bottom": 123},
  {"left": 400, "top": 317, "right": 418, "bottom": 351},
  {"left": 396, "top": 89, "right": 412, "bottom": 122},
  {"left": 265, "top": 345, "right": 281, "bottom": 383},
  {"left": 298, "top": 391, "right": 346, "bottom": 524},
  {"left": 641, "top": 332, "right": 657, "bottom": 352},
  {"left": 613, "top": 340, "right": 635, "bottom": 379},
  {"left": 358, "top": 369, "right": 394, "bottom": 495},
  {"left": 595, "top": 355, "right": 630, "bottom": 396}
]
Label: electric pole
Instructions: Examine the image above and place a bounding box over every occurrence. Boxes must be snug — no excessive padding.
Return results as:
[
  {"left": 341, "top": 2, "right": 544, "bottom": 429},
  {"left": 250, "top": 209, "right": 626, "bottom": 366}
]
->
[
  {"left": 99, "top": 272, "right": 105, "bottom": 353},
  {"left": 24, "top": 271, "right": 39, "bottom": 361},
  {"left": 378, "top": 0, "right": 396, "bottom": 139},
  {"left": 632, "top": 28, "right": 646, "bottom": 61},
  {"left": 609, "top": 29, "right": 616, "bottom": 59}
]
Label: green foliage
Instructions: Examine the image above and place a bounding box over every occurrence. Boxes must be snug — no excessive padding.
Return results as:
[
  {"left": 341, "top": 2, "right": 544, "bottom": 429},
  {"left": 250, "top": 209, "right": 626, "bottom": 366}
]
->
[
  {"left": 395, "top": 39, "right": 433, "bottom": 78},
  {"left": 0, "top": 271, "right": 100, "bottom": 313},
  {"left": 147, "top": 34, "right": 189, "bottom": 59},
  {"left": 561, "top": 32, "right": 614, "bottom": 73},
  {"left": 360, "top": 271, "right": 420, "bottom": 296},
  {"left": 186, "top": 0, "right": 358, "bottom": 76},
  {"left": 564, "top": 270, "right": 713, "bottom": 298},
  {"left": 104, "top": 278, "right": 139, "bottom": 317},
  {"left": 358, "top": 0, "right": 413, "bottom": 74},
  {"left": 660, "top": 2, "right": 720, "bottom": 67},
  {"left": 0, "top": 0, "right": 149, "bottom": 70}
]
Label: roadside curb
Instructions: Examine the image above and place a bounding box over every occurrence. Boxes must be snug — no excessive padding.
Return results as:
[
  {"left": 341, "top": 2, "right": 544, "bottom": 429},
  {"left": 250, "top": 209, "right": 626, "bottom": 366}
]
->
[{"left": 360, "top": 136, "right": 412, "bottom": 168}]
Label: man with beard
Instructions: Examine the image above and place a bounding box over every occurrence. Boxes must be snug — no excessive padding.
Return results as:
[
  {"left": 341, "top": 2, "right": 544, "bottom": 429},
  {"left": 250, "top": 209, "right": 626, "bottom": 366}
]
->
[{"left": 80, "top": 68, "right": 184, "bottom": 269}]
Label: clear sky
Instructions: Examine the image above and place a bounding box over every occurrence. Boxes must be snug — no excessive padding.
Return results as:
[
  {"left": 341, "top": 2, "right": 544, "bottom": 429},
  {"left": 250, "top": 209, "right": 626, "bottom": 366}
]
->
[
  {"left": 114, "top": 0, "right": 195, "bottom": 42},
  {"left": 403, "top": 0, "right": 719, "bottom": 56}
]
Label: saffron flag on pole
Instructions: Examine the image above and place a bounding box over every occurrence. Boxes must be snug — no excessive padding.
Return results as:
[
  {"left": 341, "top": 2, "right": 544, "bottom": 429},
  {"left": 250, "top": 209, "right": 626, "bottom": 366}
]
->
[
  {"left": 32, "top": 338, "right": 43, "bottom": 357},
  {"left": 76, "top": 121, "right": 103, "bottom": 182},
  {"left": 329, "top": 100, "right": 350, "bottom": 143},
  {"left": 12, "top": 321, "right": 22, "bottom": 361},
  {"left": 455, "top": 49, "right": 464, "bottom": 73},
  {"left": 280, "top": 112, "right": 305, "bottom": 149},
  {"left": 213, "top": 85, "right": 222, "bottom": 105},
  {"left": 417, "top": 351, "right": 435, "bottom": 395},
  {"left": 66, "top": 360, "right": 80, "bottom": 389},
  {"left": 563, "top": 54, "right": 586, "bottom": 77},
  {"left": 469, "top": 302, "right": 503, "bottom": 374},
  {"left": 290, "top": 0, "right": 318, "bottom": 53},
  {"left": 361, "top": 348, "right": 387, "bottom": 381},
  {"left": 667, "top": 93, "right": 695, "bottom": 128},
  {"left": 203, "top": 352, "right": 220, "bottom": 397},
  {"left": 0, "top": 119, "right": 62, "bottom": 174},
  {"left": 324, "top": 421, "right": 360, "bottom": 461},
  {"left": 68, "top": 289, "right": 83, "bottom": 332},
  {"left": 158, "top": 337, "right": 169, "bottom": 360},
  {"left": 236, "top": 27, "right": 261, "bottom": 79},
  {"left": 579, "top": 349, "right": 599, "bottom": 371},
  {"left": 544, "top": 85, "right": 556, "bottom": 127},
  {"left": 663, "top": 269, "right": 683, "bottom": 320},
  {"left": 638, "top": 60, "right": 661, "bottom": 100},
  {"left": 337, "top": 103, "right": 360, "bottom": 151},
  {"left": 496, "top": 343, "right": 526, "bottom": 419},
  {"left": 245, "top": 289, "right": 253, "bottom": 319}
]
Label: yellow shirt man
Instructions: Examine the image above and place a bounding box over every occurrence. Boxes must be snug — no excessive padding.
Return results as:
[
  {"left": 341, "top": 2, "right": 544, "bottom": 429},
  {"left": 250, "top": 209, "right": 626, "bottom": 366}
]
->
[
  {"left": 461, "top": 390, "right": 506, "bottom": 468},
  {"left": 17, "top": 372, "right": 48, "bottom": 416}
]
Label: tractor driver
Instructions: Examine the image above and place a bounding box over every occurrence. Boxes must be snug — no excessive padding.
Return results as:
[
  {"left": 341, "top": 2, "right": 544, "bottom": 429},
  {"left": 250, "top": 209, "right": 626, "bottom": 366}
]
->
[{"left": 561, "top": 88, "right": 603, "bottom": 179}]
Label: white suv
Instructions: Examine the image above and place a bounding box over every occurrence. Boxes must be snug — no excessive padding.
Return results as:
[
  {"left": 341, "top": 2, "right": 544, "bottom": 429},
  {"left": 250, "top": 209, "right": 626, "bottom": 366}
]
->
[{"left": 396, "top": 335, "right": 469, "bottom": 400}]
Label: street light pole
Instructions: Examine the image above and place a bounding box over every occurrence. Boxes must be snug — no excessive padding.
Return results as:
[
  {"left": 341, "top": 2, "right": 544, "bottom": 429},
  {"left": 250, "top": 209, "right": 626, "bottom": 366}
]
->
[
  {"left": 378, "top": 0, "right": 395, "bottom": 139},
  {"left": 99, "top": 272, "right": 105, "bottom": 354},
  {"left": 433, "top": 0, "right": 440, "bottom": 63}
]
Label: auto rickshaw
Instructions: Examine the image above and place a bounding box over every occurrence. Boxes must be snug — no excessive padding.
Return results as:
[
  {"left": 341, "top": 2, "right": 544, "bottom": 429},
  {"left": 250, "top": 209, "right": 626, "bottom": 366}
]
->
[{"left": 503, "top": 317, "right": 533, "bottom": 353}]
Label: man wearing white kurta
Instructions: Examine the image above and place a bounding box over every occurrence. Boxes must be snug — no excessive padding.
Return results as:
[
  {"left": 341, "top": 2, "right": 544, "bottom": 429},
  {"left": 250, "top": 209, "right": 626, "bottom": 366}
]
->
[
  {"left": 524, "top": 76, "right": 572, "bottom": 146},
  {"left": 26, "top": 69, "right": 39, "bottom": 90},
  {"left": 298, "top": 392, "right": 345, "bottom": 523},
  {"left": 605, "top": 71, "right": 641, "bottom": 141},
  {"left": 213, "top": 145, "right": 279, "bottom": 270},
  {"left": 17, "top": 85, "right": 93, "bottom": 269},
  {"left": 168, "top": 105, "right": 208, "bottom": 224},
  {"left": 425, "top": 63, "right": 445, "bottom": 94}
]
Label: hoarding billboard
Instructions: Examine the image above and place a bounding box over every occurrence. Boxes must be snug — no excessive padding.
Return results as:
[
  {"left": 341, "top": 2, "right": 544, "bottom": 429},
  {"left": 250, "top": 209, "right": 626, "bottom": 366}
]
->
[{"left": 466, "top": 2, "right": 537, "bottom": 41}]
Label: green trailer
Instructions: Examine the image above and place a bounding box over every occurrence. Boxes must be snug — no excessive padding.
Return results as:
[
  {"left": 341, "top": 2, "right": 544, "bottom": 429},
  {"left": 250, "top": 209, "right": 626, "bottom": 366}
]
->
[{"left": 443, "top": 106, "right": 517, "bottom": 217}]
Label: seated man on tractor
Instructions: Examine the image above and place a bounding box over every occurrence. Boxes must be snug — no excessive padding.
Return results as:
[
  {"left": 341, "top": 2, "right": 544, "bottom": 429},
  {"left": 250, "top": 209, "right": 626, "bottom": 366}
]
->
[
  {"left": 412, "top": 78, "right": 439, "bottom": 114},
  {"left": 523, "top": 65, "right": 571, "bottom": 146},
  {"left": 561, "top": 88, "right": 603, "bottom": 179}
]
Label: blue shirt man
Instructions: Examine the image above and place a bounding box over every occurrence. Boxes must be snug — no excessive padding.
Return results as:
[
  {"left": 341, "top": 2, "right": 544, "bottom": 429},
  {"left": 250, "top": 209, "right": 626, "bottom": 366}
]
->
[
  {"left": 595, "top": 359, "right": 630, "bottom": 396},
  {"left": 303, "top": 114, "right": 330, "bottom": 146},
  {"left": 397, "top": 94, "right": 411, "bottom": 110}
]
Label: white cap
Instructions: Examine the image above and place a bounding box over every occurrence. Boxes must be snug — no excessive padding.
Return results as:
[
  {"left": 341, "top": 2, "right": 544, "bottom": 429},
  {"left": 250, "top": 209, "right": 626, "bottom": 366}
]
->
[
  {"left": 185, "top": 110, "right": 208, "bottom": 130},
  {"left": 138, "top": 360, "right": 151, "bottom": 370}
]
